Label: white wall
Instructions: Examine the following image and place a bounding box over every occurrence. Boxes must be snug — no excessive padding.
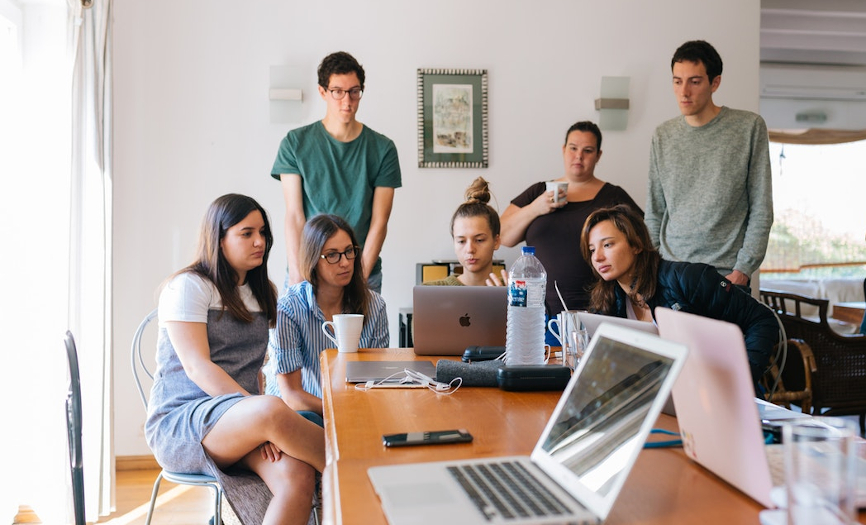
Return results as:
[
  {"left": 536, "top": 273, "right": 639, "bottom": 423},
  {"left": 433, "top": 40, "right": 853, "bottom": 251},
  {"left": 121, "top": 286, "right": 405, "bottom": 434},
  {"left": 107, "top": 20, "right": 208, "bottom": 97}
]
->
[{"left": 113, "top": 0, "right": 761, "bottom": 455}]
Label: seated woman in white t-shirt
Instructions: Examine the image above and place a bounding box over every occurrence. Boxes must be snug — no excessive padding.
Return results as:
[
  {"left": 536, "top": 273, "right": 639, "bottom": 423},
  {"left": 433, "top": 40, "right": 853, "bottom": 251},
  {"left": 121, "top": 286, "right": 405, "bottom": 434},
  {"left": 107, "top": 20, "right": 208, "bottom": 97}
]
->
[
  {"left": 265, "top": 214, "right": 389, "bottom": 419},
  {"left": 146, "top": 194, "right": 323, "bottom": 525}
]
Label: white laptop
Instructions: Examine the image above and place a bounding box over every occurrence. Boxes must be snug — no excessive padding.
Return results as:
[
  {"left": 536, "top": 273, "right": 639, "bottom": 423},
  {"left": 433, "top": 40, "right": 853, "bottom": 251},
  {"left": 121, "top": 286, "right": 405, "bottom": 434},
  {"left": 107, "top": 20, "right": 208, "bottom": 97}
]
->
[
  {"left": 412, "top": 286, "right": 507, "bottom": 355},
  {"left": 345, "top": 360, "right": 437, "bottom": 386},
  {"left": 655, "top": 308, "right": 866, "bottom": 510},
  {"left": 368, "top": 323, "right": 688, "bottom": 525},
  {"left": 578, "top": 311, "right": 658, "bottom": 339},
  {"left": 655, "top": 308, "right": 777, "bottom": 507}
]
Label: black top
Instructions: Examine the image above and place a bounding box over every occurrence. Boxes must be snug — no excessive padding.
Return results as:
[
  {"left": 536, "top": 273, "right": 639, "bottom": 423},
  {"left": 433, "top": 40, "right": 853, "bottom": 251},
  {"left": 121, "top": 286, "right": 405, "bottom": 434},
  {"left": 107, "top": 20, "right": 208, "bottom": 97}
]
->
[{"left": 511, "top": 182, "right": 642, "bottom": 313}]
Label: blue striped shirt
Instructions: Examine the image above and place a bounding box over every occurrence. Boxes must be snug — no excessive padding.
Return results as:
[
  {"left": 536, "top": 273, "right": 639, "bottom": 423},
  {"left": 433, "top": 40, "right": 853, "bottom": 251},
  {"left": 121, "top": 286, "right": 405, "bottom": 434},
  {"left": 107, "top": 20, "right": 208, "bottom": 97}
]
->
[{"left": 264, "top": 281, "right": 389, "bottom": 398}]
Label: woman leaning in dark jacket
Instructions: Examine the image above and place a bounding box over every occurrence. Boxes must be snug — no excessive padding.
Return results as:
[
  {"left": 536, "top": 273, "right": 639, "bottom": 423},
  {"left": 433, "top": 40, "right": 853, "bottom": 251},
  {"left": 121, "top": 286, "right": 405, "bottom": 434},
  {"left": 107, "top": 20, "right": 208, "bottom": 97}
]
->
[{"left": 580, "top": 205, "right": 778, "bottom": 393}]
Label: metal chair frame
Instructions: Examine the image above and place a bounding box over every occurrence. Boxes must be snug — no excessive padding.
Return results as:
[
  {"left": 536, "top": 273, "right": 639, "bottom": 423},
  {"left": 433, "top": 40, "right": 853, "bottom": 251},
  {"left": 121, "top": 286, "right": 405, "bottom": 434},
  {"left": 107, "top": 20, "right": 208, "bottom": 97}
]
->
[
  {"left": 65, "top": 331, "right": 86, "bottom": 525},
  {"left": 131, "top": 308, "right": 224, "bottom": 525}
]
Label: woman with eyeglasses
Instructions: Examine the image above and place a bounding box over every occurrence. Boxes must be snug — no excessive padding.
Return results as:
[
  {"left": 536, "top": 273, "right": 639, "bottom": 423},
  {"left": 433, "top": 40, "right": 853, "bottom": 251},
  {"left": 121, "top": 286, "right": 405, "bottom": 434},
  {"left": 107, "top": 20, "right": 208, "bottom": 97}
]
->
[{"left": 264, "top": 214, "right": 389, "bottom": 419}]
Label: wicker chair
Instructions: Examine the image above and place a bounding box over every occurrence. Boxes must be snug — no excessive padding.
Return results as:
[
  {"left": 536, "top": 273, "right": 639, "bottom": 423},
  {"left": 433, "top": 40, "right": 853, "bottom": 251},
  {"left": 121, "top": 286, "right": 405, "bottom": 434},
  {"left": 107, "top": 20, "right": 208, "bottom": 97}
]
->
[
  {"left": 760, "top": 288, "right": 866, "bottom": 434},
  {"left": 762, "top": 338, "right": 816, "bottom": 414}
]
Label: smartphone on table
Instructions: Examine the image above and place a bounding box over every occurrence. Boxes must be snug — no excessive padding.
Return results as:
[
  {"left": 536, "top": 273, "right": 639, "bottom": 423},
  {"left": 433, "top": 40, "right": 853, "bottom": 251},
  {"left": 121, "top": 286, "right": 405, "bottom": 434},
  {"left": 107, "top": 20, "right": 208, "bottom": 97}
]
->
[{"left": 382, "top": 429, "right": 473, "bottom": 447}]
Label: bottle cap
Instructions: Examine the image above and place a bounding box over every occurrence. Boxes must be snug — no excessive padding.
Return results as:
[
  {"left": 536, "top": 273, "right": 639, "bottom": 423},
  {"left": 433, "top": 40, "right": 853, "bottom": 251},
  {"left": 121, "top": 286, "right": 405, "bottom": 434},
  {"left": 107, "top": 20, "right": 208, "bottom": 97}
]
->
[{"left": 521, "top": 246, "right": 535, "bottom": 256}]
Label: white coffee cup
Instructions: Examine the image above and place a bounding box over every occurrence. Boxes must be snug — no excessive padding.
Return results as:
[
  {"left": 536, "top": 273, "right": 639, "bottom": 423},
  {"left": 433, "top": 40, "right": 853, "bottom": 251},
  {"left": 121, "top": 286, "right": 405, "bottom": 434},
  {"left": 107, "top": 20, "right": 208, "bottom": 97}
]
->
[
  {"left": 548, "top": 310, "right": 584, "bottom": 368},
  {"left": 545, "top": 181, "right": 569, "bottom": 204},
  {"left": 547, "top": 310, "right": 581, "bottom": 347},
  {"left": 322, "top": 314, "right": 364, "bottom": 353}
]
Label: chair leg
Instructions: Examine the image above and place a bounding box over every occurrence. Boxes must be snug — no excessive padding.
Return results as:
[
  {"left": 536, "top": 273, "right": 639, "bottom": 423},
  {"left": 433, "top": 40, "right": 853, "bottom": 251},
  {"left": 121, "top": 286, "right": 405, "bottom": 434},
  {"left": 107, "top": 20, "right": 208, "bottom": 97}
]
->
[
  {"left": 145, "top": 471, "right": 165, "bottom": 525},
  {"left": 213, "top": 484, "right": 222, "bottom": 525}
]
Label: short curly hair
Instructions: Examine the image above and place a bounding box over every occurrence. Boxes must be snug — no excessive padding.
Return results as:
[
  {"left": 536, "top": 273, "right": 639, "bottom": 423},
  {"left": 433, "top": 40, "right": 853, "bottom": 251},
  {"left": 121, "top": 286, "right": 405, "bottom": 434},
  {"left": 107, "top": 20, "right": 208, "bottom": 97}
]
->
[{"left": 317, "top": 52, "right": 365, "bottom": 90}]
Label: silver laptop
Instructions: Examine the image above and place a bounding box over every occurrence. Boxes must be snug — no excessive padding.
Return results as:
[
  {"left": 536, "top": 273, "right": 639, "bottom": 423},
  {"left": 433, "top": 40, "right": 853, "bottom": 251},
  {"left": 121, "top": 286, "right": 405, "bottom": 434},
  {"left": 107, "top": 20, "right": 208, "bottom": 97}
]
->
[
  {"left": 579, "top": 311, "right": 658, "bottom": 339},
  {"left": 345, "top": 360, "right": 436, "bottom": 384},
  {"left": 368, "top": 323, "right": 688, "bottom": 525},
  {"left": 412, "top": 286, "right": 507, "bottom": 355}
]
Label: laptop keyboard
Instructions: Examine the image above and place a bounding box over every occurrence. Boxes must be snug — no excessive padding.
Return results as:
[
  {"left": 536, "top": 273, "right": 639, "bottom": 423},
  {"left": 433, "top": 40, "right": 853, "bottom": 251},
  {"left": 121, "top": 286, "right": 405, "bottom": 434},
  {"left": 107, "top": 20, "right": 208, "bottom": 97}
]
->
[
  {"left": 766, "top": 444, "right": 785, "bottom": 486},
  {"left": 447, "top": 461, "right": 572, "bottom": 521}
]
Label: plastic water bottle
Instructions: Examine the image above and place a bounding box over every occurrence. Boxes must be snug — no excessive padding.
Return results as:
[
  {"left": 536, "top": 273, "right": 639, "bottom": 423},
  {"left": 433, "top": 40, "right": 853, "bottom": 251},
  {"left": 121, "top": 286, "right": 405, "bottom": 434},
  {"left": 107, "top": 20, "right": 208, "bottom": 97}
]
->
[{"left": 505, "top": 246, "right": 547, "bottom": 365}]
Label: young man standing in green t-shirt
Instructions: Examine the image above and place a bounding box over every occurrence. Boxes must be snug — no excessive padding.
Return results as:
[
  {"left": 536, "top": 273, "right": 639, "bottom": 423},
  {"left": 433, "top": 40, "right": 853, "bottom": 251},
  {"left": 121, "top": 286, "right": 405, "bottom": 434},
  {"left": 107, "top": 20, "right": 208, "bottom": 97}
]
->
[{"left": 272, "top": 51, "right": 402, "bottom": 293}]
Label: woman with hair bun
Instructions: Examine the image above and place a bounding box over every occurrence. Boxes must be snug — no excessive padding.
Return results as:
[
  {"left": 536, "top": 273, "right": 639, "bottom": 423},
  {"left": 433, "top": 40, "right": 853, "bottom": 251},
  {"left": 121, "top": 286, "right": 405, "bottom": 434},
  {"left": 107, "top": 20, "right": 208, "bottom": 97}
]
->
[{"left": 426, "top": 176, "right": 506, "bottom": 286}]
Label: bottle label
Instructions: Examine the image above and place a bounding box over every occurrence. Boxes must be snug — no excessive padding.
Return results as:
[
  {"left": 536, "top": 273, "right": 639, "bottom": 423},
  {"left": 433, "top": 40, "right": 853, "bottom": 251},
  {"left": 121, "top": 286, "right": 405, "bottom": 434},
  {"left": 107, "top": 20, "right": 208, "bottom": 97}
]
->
[{"left": 508, "top": 280, "right": 528, "bottom": 307}]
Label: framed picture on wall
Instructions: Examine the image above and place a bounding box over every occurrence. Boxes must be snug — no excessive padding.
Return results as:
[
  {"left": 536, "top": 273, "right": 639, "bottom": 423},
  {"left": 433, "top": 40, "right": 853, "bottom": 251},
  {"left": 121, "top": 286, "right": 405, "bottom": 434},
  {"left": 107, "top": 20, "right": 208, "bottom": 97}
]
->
[{"left": 417, "top": 68, "right": 488, "bottom": 168}]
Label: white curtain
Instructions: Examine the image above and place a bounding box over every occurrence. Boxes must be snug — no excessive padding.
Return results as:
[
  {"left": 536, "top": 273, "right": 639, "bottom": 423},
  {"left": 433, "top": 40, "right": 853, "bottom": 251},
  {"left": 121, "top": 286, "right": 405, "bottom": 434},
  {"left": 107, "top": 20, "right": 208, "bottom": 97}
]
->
[
  {"left": 69, "top": 0, "right": 114, "bottom": 521},
  {"left": 0, "top": 0, "right": 113, "bottom": 522}
]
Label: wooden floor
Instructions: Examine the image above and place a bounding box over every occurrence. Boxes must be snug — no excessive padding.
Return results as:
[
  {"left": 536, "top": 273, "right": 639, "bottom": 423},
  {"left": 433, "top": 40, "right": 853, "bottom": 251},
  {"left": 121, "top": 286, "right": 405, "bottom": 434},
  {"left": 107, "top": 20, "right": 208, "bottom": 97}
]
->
[{"left": 96, "top": 469, "right": 214, "bottom": 525}]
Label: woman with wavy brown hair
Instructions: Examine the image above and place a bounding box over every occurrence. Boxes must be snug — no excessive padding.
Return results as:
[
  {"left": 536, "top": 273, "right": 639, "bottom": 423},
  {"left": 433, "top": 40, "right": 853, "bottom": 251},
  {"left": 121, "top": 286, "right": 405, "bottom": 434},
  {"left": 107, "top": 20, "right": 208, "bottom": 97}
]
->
[{"left": 580, "top": 204, "right": 778, "bottom": 392}]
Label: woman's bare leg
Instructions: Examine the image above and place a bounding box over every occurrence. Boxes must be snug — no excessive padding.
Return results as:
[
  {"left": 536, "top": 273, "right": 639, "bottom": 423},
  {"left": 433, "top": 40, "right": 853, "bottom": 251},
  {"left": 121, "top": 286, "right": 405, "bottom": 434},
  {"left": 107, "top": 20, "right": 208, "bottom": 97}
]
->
[
  {"left": 202, "top": 395, "right": 325, "bottom": 472},
  {"left": 241, "top": 448, "right": 316, "bottom": 525}
]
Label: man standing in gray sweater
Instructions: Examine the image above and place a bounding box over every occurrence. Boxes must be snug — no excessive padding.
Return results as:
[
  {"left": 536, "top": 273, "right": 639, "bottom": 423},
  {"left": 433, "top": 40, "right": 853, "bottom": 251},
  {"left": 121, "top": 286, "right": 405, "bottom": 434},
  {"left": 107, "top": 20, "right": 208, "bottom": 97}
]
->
[{"left": 646, "top": 40, "right": 773, "bottom": 289}]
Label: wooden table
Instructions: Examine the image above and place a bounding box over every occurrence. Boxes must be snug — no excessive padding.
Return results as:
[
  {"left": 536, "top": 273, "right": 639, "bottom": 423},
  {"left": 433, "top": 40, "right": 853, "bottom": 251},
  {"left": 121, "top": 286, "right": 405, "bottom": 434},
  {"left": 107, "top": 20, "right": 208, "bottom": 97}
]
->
[
  {"left": 320, "top": 348, "right": 866, "bottom": 525},
  {"left": 833, "top": 301, "right": 866, "bottom": 325}
]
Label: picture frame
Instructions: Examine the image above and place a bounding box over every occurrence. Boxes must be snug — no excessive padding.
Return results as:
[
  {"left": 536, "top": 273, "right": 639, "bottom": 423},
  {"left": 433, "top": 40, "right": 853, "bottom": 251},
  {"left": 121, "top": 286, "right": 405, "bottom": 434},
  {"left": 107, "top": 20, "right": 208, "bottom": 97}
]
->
[{"left": 417, "top": 68, "right": 488, "bottom": 168}]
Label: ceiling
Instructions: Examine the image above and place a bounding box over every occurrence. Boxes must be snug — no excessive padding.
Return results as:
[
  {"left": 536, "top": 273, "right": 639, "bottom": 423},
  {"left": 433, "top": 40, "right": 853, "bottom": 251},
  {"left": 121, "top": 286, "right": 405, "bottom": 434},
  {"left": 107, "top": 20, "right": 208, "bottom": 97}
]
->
[{"left": 761, "top": 0, "right": 866, "bottom": 67}]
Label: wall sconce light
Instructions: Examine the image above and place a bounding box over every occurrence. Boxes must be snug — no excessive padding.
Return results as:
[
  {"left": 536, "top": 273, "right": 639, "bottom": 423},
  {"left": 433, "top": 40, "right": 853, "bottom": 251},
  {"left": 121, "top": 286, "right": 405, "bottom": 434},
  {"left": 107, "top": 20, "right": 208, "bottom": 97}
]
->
[
  {"left": 269, "top": 65, "right": 304, "bottom": 123},
  {"left": 594, "top": 76, "right": 630, "bottom": 131}
]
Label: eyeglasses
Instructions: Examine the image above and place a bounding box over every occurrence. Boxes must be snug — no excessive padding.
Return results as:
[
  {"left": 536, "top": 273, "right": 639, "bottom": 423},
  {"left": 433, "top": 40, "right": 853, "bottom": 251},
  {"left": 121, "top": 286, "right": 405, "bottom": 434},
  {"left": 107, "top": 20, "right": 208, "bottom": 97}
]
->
[
  {"left": 326, "top": 87, "right": 363, "bottom": 100},
  {"left": 320, "top": 246, "right": 360, "bottom": 264}
]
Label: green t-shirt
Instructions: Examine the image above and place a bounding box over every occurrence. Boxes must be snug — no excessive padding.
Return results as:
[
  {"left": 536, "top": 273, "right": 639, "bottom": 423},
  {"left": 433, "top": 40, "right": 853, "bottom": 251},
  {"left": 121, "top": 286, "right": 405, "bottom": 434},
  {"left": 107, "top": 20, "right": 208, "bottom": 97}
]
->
[{"left": 272, "top": 121, "right": 402, "bottom": 274}]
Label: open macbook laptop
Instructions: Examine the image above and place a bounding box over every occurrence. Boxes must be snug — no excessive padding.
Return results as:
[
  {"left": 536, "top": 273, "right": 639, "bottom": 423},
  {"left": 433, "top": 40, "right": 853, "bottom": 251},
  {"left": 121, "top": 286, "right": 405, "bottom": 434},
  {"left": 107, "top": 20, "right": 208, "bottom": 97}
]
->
[
  {"left": 579, "top": 311, "right": 658, "bottom": 339},
  {"left": 368, "top": 323, "right": 688, "bottom": 525},
  {"left": 656, "top": 308, "right": 866, "bottom": 510},
  {"left": 412, "top": 286, "right": 507, "bottom": 355}
]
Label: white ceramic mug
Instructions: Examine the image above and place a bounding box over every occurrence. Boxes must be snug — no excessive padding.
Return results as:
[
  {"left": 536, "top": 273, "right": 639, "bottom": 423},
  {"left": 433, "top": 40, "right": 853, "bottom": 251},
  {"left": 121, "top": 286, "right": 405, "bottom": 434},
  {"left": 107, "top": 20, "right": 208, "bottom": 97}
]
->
[
  {"left": 545, "top": 181, "right": 569, "bottom": 204},
  {"left": 547, "top": 310, "right": 581, "bottom": 347},
  {"left": 321, "top": 314, "right": 364, "bottom": 353}
]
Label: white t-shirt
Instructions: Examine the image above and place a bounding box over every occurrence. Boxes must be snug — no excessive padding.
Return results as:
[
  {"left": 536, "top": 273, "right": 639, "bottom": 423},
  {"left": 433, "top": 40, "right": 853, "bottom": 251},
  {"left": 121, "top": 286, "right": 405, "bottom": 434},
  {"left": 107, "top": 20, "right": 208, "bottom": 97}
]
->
[{"left": 158, "top": 272, "right": 262, "bottom": 326}]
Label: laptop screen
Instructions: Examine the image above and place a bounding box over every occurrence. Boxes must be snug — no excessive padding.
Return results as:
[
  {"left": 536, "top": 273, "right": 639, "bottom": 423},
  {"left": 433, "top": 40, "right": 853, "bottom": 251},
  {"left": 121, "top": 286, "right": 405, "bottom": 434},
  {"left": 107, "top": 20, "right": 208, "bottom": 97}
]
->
[{"left": 531, "top": 324, "right": 684, "bottom": 520}]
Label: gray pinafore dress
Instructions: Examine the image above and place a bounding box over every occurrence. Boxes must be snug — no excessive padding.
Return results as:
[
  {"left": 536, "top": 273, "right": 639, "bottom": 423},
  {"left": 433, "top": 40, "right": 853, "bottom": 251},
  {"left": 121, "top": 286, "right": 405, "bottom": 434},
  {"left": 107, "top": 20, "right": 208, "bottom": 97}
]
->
[{"left": 145, "top": 309, "right": 273, "bottom": 523}]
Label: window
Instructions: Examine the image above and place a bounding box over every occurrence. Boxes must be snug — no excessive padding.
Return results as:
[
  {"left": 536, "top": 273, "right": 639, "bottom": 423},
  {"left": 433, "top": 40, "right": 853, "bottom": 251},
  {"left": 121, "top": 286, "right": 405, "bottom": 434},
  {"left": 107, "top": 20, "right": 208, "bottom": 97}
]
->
[{"left": 761, "top": 140, "right": 866, "bottom": 280}]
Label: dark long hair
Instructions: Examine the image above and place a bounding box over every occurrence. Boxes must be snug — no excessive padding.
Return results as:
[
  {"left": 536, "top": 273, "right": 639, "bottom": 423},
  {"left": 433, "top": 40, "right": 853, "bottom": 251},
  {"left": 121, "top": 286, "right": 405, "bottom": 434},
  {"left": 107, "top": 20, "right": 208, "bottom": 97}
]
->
[
  {"left": 580, "top": 205, "right": 660, "bottom": 314},
  {"left": 450, "top": 176, "right": 500, "bottom": 237},
  {"left": 180, "top": 193, "right": 277, "bottom": 325},
  {"left": 299, "top": 214, "right": 371, "bottom": 318}
]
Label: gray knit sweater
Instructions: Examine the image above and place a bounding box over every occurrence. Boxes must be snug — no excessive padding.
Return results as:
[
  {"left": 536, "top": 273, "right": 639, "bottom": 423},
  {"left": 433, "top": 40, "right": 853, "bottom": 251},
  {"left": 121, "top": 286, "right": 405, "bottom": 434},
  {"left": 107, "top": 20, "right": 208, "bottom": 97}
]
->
[{"left": 645, "top": 106, "right": 773, "bottom": 277}]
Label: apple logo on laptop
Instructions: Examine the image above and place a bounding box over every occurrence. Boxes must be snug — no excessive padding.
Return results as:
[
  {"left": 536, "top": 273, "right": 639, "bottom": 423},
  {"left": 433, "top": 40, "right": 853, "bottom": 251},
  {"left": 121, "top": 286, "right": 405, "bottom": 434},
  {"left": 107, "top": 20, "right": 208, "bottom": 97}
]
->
[{"left": 459, "top": 313, "right": 471, "bottom": 327}]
